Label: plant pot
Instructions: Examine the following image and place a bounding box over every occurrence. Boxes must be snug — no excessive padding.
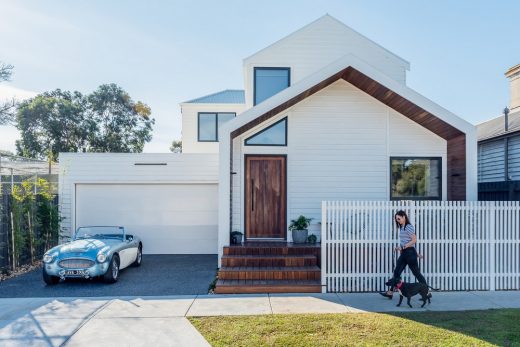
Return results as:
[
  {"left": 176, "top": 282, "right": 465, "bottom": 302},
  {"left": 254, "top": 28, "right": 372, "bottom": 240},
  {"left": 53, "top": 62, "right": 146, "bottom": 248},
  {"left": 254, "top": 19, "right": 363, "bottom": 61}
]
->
[
  {"left": 232, "top": 234, "right": 243, "bottom": 244},
  {"left": 292, "top": 229, "right": 308, "bottom": 244}
]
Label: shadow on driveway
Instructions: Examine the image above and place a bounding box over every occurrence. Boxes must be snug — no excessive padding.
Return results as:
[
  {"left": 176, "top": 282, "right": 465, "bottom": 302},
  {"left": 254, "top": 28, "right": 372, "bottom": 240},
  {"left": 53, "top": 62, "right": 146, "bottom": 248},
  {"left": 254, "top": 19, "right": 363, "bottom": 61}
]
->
[{"left": 0, "top": 255, "right": 217, "bottom": 298}]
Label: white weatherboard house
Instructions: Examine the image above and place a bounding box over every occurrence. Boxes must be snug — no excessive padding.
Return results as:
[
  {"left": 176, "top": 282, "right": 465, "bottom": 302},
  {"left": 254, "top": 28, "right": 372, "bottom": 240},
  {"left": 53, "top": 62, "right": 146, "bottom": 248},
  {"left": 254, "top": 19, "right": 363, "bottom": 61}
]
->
[{"left": 59, "top": 16, "right": 477, "bottom": 288}]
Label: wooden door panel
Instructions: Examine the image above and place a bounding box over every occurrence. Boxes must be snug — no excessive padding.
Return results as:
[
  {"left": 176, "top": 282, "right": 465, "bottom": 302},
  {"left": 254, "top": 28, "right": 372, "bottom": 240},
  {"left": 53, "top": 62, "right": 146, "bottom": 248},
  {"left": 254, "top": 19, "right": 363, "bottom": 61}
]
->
[{"left": 245, "top": 156, "right": 286, "bottom": 239}]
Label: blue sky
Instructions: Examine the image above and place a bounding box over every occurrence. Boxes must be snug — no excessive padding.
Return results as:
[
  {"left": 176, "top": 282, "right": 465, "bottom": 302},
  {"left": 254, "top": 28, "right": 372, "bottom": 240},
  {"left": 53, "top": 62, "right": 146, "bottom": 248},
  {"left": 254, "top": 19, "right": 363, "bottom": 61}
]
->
[{"left": 0, "top": 0, "right": 518, "bottom": 153}]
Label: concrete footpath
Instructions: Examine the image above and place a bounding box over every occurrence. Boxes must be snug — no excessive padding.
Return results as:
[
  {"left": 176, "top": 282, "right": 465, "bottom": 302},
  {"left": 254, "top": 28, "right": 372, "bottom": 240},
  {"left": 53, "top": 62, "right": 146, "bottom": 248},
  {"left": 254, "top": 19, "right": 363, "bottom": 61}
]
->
[{"left": 0, "top": 291, "right": 519, "bottom": 347}]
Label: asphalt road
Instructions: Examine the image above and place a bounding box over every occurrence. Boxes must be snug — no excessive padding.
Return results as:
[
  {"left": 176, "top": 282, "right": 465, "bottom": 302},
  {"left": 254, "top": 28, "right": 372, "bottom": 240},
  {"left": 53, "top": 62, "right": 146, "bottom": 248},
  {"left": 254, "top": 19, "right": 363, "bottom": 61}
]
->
[{"left": 0, "top": 255, "right": 218, "bottom": 298}]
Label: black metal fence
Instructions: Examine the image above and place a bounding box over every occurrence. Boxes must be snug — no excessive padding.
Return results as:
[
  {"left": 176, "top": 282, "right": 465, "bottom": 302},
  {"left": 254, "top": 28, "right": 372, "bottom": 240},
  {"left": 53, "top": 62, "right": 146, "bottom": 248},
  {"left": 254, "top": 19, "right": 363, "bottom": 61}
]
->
[
  {"left": 0, "top": 193, "right": 9, "bottom": 269},
  {"left": 478, "top": 180, "right": 520, "bottom": 201},
  {"left": 0, "top": 191, "right": 60, "bottom": 270},
  {"left": 0, "top": 154, "right": 59, "bottom": 271}
]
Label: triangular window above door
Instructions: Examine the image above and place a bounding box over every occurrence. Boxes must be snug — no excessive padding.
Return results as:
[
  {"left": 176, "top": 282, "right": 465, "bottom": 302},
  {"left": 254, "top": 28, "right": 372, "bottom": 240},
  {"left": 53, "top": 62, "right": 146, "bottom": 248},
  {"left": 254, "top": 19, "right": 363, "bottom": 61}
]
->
[{"left": 245, "top": 118, "right": 287, "bottom": 146}]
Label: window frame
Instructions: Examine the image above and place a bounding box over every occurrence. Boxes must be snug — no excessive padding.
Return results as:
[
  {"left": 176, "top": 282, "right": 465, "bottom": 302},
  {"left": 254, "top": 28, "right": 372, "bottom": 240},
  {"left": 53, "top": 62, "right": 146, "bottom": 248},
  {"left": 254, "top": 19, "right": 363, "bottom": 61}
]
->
[
  {"left": 197, "top": 112, "right": 236, "bottom": 142},
  {"left": 253, "top": 67, "right": 291, "bottom": 106},
  {"left": 389, "top": 156, "right": 442, "bottom": 201},
  {"left": 244, "top": 117, "right": 288, "bottom": 147}
]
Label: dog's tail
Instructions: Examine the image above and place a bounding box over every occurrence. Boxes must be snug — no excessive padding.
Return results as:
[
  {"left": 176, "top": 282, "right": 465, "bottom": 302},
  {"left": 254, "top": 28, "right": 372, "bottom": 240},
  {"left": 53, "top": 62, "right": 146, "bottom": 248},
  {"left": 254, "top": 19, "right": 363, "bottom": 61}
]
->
[{"left": 427, "top": 285, "right": 440, "bottom": 291}]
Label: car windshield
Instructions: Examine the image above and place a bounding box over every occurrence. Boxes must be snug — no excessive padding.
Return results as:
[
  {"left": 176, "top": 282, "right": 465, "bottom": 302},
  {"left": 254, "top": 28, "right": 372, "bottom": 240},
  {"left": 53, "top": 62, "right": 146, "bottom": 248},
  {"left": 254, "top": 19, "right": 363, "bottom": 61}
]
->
[{"left": 75, "top": 226, "right": 124, "bottom": 240}]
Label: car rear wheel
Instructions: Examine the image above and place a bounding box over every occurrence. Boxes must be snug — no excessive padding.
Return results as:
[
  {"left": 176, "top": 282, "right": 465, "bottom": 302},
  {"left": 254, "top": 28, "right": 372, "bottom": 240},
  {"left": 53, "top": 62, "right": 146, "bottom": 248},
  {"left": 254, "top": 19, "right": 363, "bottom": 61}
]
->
[
  {"left": 103, "top": 255, "right": 120, "bottom": 283},
  {"left": 132, "top": 245, "right": 142, "bottom": 267},
  {"left": 43, "top": 267, "right": 60, "bottom": 285}
]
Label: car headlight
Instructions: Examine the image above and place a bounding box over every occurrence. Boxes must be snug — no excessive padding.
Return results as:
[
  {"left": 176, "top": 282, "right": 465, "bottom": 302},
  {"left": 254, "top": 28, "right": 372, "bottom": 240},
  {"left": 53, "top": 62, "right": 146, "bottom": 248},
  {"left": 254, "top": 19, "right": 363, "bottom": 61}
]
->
[
  {"left": 96, "top": 253, "right": 107, "bottom": 263},
  {"left": 43, "top": 254, "right": 55, "bottom": 263}
]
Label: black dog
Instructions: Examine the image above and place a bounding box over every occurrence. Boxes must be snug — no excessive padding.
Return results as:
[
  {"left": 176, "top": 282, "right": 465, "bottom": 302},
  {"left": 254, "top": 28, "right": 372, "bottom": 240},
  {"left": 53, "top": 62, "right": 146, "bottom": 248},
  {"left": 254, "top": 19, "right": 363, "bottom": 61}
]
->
[{"left": 385, "top": 277, "right": 436, "bottom": 308}]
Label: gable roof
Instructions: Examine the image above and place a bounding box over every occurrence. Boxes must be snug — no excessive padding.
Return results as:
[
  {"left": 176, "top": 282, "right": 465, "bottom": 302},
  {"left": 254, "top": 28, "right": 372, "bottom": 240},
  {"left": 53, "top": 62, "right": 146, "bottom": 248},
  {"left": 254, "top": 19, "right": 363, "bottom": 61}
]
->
[
  {"left": 221, "top": 53, "right": 472, "bottom": 140},
  {"left": 182, "top": 90, "right": 245, "bottom": 104},
  {"left": 477, "top": 109, "right": 520, "bottom": 141},
  {"left": 243, "top": 14, "right": 410, "bottom": 70}
]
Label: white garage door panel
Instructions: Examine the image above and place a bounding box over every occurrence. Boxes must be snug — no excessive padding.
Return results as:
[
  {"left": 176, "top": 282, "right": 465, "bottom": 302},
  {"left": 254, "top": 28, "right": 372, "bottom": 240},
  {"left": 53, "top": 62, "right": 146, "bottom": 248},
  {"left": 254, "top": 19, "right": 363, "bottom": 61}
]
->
[{"left": 75, "top": 184, "right": 218, "bottom": 254}]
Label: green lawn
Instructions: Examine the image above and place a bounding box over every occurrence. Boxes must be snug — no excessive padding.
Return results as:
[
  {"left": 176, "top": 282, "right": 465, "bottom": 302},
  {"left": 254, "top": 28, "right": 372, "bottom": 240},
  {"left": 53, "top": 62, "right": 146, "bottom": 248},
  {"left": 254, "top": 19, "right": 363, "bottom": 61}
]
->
[{"left": 189, "top": 309, "right": 520, "bottom": 347}]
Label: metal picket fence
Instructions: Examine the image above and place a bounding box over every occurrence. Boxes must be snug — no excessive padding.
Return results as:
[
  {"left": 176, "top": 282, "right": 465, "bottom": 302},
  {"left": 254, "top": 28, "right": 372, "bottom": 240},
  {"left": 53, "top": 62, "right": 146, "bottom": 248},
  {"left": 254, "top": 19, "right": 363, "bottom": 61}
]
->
[{"left": 321, "top": 200, "right": 520, "bottom": 292}]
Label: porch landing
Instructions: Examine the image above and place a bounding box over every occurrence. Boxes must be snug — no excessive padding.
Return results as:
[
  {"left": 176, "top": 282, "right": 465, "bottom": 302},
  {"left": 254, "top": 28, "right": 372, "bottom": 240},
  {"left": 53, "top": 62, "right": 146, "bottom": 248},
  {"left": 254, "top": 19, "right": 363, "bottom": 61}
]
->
[{"left": 215, "top": 242, "right": 322, "bottom": 294}]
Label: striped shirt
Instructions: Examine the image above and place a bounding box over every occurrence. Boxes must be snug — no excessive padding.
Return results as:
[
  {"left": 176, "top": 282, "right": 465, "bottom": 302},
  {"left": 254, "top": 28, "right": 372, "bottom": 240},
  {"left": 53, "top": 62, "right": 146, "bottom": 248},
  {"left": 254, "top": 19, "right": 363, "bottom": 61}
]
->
[{"left": 399, "top": 224, "right": 415, "bottom": 248}]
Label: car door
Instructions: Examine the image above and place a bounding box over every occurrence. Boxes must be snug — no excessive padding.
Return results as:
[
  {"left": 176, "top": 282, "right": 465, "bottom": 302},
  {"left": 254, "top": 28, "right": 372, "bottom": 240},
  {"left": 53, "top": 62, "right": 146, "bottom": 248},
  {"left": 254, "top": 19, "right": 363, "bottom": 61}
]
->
[{"left": 119, "top": 240, "right": 138, "bottom": 269}]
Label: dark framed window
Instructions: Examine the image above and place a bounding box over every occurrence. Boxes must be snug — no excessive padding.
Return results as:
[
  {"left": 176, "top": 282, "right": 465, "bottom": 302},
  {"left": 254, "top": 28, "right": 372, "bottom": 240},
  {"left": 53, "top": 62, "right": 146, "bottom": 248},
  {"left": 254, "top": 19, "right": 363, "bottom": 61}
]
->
[
  {"left": 390, "top": 157, "right": 442, "bottom": 200},
  {"left": 254, "top": 67, "right": 290, "bottom": 105},
  {"left": 245, "top": 117, "right": 287, "bottom": 146},
  {"left": 198, "top": 112, "right": 236, "bottom": 142}
]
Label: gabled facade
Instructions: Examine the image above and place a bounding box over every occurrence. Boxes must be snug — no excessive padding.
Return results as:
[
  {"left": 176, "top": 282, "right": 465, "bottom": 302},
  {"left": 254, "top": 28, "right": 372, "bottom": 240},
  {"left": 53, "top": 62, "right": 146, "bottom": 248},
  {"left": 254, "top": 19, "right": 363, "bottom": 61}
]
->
[{"left": 242, "top": 15, "right": 410, "bottom": 108}]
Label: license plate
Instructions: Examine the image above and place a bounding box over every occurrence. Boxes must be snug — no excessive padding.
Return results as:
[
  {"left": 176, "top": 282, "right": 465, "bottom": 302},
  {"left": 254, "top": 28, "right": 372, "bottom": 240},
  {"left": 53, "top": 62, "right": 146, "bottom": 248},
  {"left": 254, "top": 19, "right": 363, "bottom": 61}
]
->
[{"left": 65, "top": 270, "right": 85, "bottom": 276}]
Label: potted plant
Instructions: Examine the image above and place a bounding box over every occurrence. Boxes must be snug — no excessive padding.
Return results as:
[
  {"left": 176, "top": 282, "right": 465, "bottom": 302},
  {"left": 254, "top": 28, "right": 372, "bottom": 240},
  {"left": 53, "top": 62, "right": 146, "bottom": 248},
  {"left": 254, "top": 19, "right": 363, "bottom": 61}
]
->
[
  {"left": 307, "top": 234, "right": 317, "bottom": 244},
  {"left": 230, "top": 231, "right": 243, "bottom": 244},
  {"left": 289, "top": 215, "right": 313, "bottom": 244}
]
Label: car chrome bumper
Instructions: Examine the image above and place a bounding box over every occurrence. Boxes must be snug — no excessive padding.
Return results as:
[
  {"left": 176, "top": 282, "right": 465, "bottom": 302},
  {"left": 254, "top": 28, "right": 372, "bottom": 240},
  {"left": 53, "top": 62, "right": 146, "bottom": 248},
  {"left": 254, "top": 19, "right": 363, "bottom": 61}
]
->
[{"left": 45, "top": 260, "right": 110, "bottom": 279}]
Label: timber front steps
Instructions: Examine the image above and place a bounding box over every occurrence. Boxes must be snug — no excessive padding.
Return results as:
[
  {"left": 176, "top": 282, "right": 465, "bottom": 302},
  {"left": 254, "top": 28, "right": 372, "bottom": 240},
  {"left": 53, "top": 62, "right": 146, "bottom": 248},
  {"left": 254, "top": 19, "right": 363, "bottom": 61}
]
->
[{"left": 215, "top": 242, "right": 321, "bottom": 294}]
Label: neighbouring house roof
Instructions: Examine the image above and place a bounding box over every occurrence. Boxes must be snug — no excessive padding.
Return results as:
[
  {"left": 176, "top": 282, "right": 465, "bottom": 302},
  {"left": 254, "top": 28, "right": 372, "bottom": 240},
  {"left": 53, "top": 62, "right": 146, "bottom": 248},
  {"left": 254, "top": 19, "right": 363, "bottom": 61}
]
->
[
  {"left": 183, "top": 90, "right": 245, "bottom": 104},
  {"left": 476, "top": 109, "right": 520, "bottom": 142}
]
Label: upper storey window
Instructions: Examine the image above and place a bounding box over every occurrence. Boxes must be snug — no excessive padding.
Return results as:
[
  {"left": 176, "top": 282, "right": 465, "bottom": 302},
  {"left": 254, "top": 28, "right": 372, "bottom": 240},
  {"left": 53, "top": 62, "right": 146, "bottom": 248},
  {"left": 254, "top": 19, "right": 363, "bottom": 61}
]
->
[
  {"left": 198, "top": 112, "right": 236, "bottom": 142},
  {"left": 254, "top": 67, "right": 290, "bottom": 105}
]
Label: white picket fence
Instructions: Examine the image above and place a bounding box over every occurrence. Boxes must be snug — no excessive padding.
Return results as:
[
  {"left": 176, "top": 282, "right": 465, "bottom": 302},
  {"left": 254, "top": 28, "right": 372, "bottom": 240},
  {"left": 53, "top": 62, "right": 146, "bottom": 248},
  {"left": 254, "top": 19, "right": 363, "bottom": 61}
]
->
[{"left": 321, "top": 201, "right": 520, "bottom": 293}]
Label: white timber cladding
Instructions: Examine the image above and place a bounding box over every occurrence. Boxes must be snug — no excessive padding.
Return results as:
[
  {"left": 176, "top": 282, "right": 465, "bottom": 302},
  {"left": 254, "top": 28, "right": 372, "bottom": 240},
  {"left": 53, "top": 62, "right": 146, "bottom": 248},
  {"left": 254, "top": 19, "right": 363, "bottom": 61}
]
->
[
  {"left": 181, "top": 103, "right": 246, "bottom": 153},
  {"left": 243, "top": 15, "right": 409, "bottom": 108},
  {"left": 59, "top": 153, "right": 219, "bottom": 254},
  {"left": 231, "top": 80, "right": 447, "bottom": 239}
]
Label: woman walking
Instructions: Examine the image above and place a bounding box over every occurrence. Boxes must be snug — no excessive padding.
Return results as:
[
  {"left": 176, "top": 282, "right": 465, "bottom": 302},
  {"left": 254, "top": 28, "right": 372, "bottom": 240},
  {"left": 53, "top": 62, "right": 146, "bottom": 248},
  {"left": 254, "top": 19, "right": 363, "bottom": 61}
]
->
[{"left": 379, "top": 210, "right": 427, "bottom": 299}]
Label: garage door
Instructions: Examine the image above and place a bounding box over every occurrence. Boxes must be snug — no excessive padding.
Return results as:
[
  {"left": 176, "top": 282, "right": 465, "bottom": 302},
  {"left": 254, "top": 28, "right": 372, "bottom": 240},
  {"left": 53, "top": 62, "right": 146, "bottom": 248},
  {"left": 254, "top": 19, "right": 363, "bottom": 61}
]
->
[{"left": 75, "top": 184, "right": 218, "bottom": 254}]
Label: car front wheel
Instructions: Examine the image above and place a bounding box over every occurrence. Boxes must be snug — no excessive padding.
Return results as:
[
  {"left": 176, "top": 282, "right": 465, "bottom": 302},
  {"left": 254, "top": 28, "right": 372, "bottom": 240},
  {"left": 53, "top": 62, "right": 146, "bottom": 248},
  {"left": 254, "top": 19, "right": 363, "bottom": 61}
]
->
[
  {"left": 103, "top": 255, "right": 120, "bottom": 283},
  {"left": 132, "top": 246, "right": 142, "bottom": 267},
  {"left": 43, "top": 267, "right": 60, "bottom": 285}
]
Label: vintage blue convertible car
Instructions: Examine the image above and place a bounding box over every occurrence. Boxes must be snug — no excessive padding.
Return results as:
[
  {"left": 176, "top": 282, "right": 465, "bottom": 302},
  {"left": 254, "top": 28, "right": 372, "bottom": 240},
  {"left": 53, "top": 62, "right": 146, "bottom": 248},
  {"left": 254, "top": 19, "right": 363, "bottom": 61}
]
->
[{"left": 42, "top": 226, "right": 142, "bottom": 285}]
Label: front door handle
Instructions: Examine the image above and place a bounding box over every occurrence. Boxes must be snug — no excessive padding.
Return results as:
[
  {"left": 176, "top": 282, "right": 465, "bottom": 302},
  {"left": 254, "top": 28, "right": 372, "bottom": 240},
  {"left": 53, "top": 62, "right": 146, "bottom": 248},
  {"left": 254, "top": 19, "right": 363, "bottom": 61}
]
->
[{"left": 251, "top": 178, "right": 254, "bottom": 211}]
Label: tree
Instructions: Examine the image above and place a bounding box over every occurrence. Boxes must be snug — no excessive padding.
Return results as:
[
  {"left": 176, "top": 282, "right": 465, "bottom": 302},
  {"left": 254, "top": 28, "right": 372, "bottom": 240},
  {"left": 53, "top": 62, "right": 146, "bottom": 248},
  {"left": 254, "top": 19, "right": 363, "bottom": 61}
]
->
[
  {"left": 0, "top": 62, "right": 16, "bottom": 125},
  {"left": 16, "top": 90, "right": 94, "bottom": 160},
  {"left": 170, "top": 140, "right": 182, "bottom": 153},
  {"left": 15, "top": 84, "right": 154, "bottom": 159},
  {"left": 88, "top": 84, "right": 154, "bottom": 153}
]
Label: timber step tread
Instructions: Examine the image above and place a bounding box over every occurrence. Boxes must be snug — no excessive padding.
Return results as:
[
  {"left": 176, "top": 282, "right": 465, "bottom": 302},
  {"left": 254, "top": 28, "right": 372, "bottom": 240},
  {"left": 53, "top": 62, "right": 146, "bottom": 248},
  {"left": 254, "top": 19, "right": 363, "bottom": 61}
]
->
[
  {"left": 224, "top": 245, "right": 320, "bottom": 256},
  {"left": 220, "top": 266, "right": 320, "bottom": 272},
  {"left": 221, "top": 255, "right": 316, "bottom": 259},
  {"left": 218, "top": 266, "right": 320, "bottom": 281},
  {"left": 221, "top": 255, "right": 317, "bottom": 267},
  {"left": 216, "top": 279, "right": 321, "bottom": 285},
  {"left": 214, "top": 279, "right": 322, "bottom": 294}
]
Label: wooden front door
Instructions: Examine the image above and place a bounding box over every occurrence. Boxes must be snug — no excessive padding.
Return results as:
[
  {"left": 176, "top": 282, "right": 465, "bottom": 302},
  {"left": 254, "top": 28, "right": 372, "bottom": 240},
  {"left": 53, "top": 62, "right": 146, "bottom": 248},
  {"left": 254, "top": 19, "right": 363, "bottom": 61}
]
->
[{"left": 245, "top": 155, "right": 286, "bottom": 239}]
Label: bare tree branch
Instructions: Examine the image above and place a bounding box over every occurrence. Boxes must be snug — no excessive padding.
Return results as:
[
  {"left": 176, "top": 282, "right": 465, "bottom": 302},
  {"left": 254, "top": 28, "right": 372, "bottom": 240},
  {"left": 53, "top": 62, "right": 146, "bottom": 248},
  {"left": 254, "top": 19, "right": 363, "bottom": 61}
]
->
[
  {"left": 0, "top": 63, "right": 14, "bottom": 82},
  {"left": 0, "top": 62, "right": 16, "bottom": 124}
]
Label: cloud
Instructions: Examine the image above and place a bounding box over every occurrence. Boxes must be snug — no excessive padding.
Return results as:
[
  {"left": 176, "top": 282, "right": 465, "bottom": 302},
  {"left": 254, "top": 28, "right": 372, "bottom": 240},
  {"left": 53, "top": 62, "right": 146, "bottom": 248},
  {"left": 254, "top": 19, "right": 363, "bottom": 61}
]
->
[
  {"left": 0, "top": 125, "right": 19, "bottom": 153},
  {"left": 0, "top": 85, "right": 36, "bottom": 153},
  {"left": 0, "top": 85, "right": 38, "bottom": 101}
]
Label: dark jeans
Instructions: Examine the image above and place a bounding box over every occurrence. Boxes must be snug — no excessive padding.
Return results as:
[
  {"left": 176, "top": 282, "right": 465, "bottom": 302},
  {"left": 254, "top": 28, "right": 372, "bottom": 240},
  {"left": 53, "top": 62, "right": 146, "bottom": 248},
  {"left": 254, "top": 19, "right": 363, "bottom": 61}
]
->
[{"left": 392, "top": 247, "right": 427, "bottom": 288}]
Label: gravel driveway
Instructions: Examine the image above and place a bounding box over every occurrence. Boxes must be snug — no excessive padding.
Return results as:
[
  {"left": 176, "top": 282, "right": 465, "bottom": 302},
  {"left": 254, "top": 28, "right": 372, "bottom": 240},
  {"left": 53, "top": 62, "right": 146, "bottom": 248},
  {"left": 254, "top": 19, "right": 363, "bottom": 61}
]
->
[{"left": 0, "top": 255, "right": 217, "bottom": 298}]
